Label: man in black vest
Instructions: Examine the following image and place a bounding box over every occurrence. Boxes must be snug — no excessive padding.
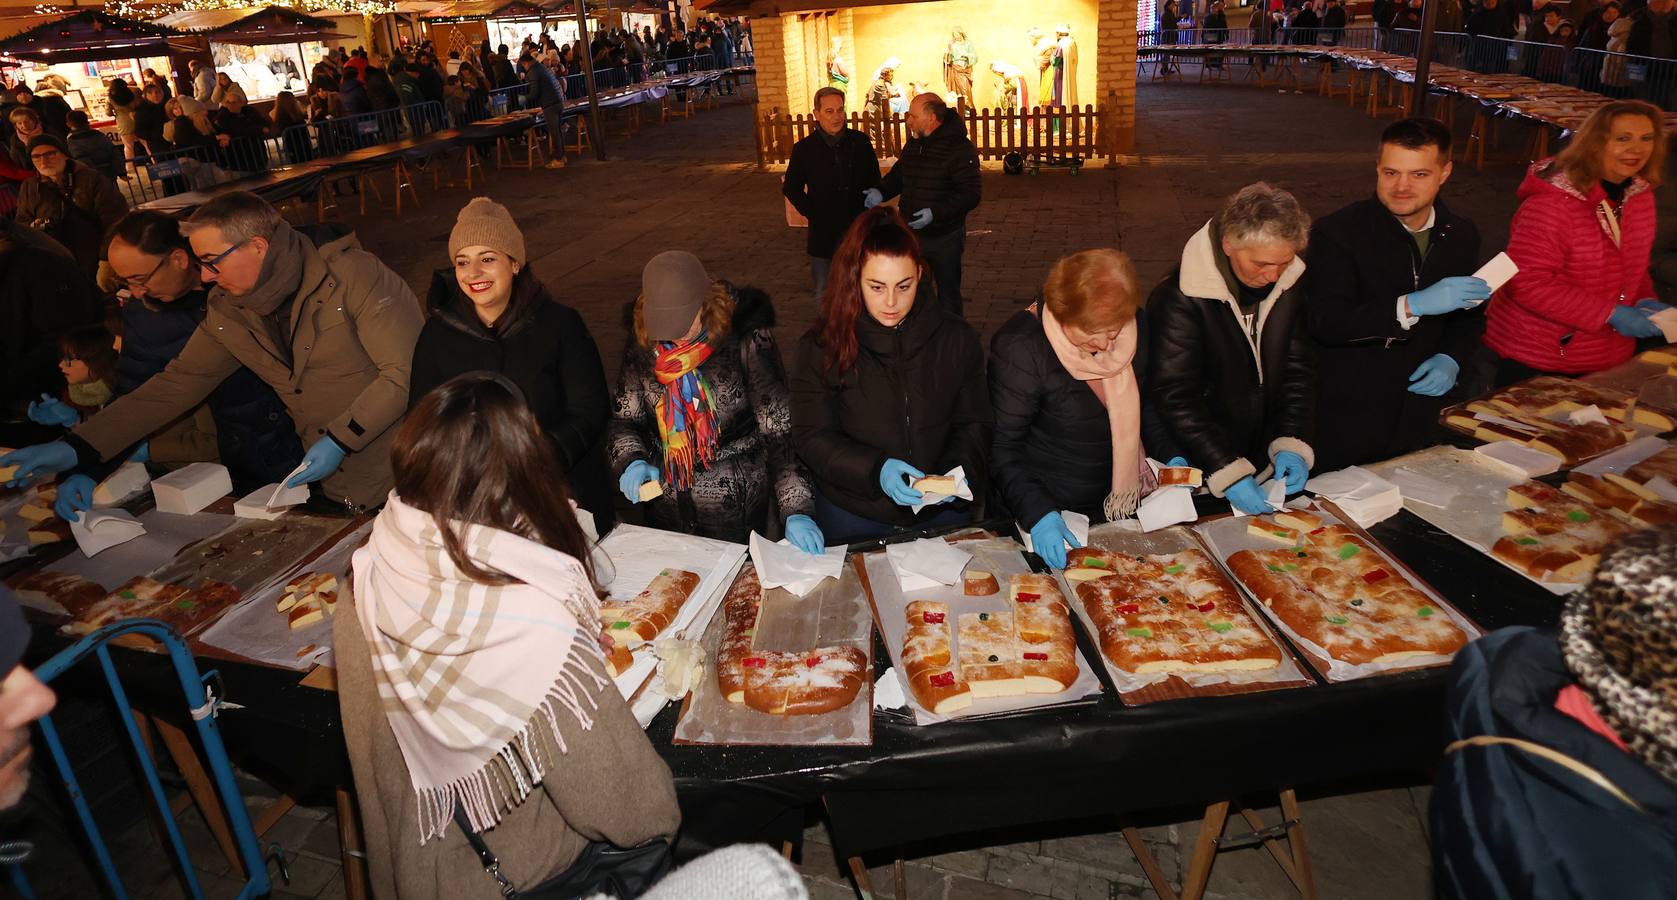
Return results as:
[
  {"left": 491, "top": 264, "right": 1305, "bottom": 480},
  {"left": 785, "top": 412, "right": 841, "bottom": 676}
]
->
[
  {"left": 782, "top": 86, "right": 880, "bottom": 298},
  {"left": 1305, "top": 117, "right": 1490, "bottom": 470}
]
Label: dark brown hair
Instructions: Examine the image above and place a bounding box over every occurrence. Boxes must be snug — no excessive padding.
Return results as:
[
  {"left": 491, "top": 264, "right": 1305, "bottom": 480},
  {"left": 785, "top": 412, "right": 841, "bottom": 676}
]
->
[
  {"left": 58, "top": 325, "right": 118, "bottom": 387},
  {"left": 809, "top": 206, "right": 925, "bottom": 380},
  {"left": 391, "top": 372, "right": 599, "bottom": 590}
]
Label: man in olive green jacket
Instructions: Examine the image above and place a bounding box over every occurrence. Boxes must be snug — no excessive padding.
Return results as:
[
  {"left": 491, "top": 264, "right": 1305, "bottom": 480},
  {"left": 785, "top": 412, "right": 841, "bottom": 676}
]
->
[{"left": 1, "top": 191, "right": 422, "bottom": 511}]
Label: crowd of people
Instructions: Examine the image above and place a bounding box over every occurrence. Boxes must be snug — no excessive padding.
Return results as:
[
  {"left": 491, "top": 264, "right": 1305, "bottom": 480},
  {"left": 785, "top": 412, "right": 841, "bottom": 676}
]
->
[{"left": 1, "top": 63, "right": 1676, "bottom": 896}]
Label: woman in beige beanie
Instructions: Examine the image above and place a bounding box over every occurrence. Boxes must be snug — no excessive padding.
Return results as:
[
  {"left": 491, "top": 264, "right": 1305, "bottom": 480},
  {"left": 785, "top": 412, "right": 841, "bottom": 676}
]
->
[{"left": 409, "top": 196, "right": 615, "bottom": 524}]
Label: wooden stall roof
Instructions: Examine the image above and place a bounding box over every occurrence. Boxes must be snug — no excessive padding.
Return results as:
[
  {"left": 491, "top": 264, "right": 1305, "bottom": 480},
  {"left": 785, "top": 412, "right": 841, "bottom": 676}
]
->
[
  {"left": 156, "top": 6, "right": 339, "bottom": 45},
  {"left": 0, "top": 10, "right": 180, "bottom": 63}
]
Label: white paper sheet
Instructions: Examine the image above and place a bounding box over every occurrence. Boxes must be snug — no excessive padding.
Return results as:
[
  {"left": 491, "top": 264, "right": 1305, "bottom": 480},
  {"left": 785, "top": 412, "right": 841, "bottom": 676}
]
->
[
  {"left": 1137, "top": 486, "right": 1197, "bottom": 532},
  {"left": 1474, "top": 251, "right": 1519, "bottom": 293},
  {"left": 1647, "top": 476, "right": 1677, "bottom": 502},
  {"left": 1474, "top": 441, "right": 1562, "bottom": 477},
  {"left": 747, "top": 531, "right": 845, "bottom": 597},
  {"left": 43, "top": 511, "right": 237, "bottom": 592},
  {"left": 69, "top": 509, "right": 146, "bottom": 557},
  {"left": 911, "top": 465, "right": 974, "bottom": 513},
  {"left": 1653, "top": 307, "right": 1677, "bottom": 343},
  {"left": 1020, "top": 510, "right": 1091, "bottom": 552},
  {"left": 883, "top": 537, "right": 973, "bottom": 587},
  {"left": 1385, "top": 467, "right": 1459, "bottom": 508},
  {"left": 1572, "top": 435, "right": 1669, "bottom": 479}
]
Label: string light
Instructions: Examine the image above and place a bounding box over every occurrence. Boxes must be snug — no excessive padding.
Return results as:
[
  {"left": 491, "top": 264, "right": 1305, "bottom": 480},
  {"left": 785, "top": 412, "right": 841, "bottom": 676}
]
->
[{"left": 36, "top": 0, "right": 399, "bottom": 23}]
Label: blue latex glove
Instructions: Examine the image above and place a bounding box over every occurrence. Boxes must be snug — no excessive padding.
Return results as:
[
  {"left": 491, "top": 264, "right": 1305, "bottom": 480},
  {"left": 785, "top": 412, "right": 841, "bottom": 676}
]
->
[
  {"left": 1225, "top": 476, "right": 1274, "bottom": 515},
  {"left": 1029, "top": 511, "right": 1082, "bottom": 570},
  {"left": 1636, "top": 298, "right": 1672, "bottom": 314},
  {"left": 286, "top": 436, "right": 346, "bottom": 488},
  {"left": 879, "top": 458, "right": 925, "bottom": 507},
  {"left": 1273, "top": 451, "right": 1310, "bottom": 494},
  {"left": 1405, "top": 276, "right": 1491, "bottom": 317},
  {"left": 618, "top": 459, "right": 660, "bottom": 503},
  {"left": 1166, "top": 456, "right": 1190, "bottom": 468},
  {"left": 862, "top": 188, "right": 883, "bottom": 209},
  {"left": 1407, "top": 353, "right": 1460, "bottom": 397},
  {"left": 1, "top": 442, "right": 77, "bottom": 488},
  {"left": 1609, "top": 304, "right": 1662, "bottom": 339},
  {"left": 784, "top": 514, "right": 825, "bottom": 555},
  {"left": 907, "top": 208, "right": 933, "bottom": 230},
  {"left": 54, "top": 474, "right": 96, "bottom": 523},
  {"left": 128, "top": 442, "right": 150, "bottom": 464},
  {"left": 27, "top": 394, "right": 79, "bottom": 428}
]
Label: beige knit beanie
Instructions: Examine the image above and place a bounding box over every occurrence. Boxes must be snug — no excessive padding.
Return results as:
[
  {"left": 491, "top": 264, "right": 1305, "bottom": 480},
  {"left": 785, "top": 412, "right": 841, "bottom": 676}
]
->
[{"left": 449, "top": 197, "right": 525, "bottom": 262}]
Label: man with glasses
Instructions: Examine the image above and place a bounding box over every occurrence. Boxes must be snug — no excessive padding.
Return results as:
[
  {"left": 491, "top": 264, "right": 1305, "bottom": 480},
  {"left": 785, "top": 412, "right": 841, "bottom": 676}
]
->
[
  {"left": 14, "top": 134, "right": 127, "bottom": 278},
  {"left": 2, "top": 192, "right": 421, "bottom": 513},
  {"left": 36, "top": 212, "right": 304, "bottom": 521}
]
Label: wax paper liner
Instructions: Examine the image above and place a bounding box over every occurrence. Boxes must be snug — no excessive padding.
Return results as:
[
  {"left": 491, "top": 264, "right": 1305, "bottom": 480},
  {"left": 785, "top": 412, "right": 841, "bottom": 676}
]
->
[
  {"left": 1058, "top": 521, "right": 1311, "bottom": 694},
  {"left": 593, "top": 524, "right": 748, "bottom": 714},
  {"left": 1571, "top": 436, "right": 1670, "bottom": 479},
  {"left": 198, "top": 520, "right": 373, "bottom": 671},
  {"left": 42, "top": 511, "right": 238, "bottom": 594},
  {"left": 1192, "top": 499, "right": 1484, "bottom": 683},
  {"left": 672, "top": 561, "right": 873, "bottom": 746},
  {"left": 1367, "top": 447, "right": 1580, "bottom": 595},
  {"left": 863, "top": 538, "right": 1103, "bottom": 726},
  {"left": 146, "top": 515, "right": 353, "bottom": 597}
]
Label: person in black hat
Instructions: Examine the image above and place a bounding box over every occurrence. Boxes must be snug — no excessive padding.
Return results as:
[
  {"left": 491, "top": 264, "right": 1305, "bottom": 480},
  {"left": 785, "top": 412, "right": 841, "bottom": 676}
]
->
[
  {"left": 0, "top": 585, "right": 57, "bottom": 810},
  {"left": 15, "top": 132, "right": 129, "bottom": 278}
]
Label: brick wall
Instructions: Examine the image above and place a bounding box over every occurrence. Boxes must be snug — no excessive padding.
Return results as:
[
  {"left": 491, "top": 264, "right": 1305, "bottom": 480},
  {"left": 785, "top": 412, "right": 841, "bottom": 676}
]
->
[
  {"left": 1096, "top": 0, "right": 1137, "bottom": 153},
  {"left": 752, "top": 12, "right": 790, "bottom": 116},
  {"left": 783, "top": 14, "right": 810, "bottom": 117}
]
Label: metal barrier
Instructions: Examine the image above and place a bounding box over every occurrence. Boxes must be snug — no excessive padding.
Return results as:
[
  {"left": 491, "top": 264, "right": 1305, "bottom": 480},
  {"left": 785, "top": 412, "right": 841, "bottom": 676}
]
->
[{"left": 1, "top": 620, "right": 272, "bottom": 899}]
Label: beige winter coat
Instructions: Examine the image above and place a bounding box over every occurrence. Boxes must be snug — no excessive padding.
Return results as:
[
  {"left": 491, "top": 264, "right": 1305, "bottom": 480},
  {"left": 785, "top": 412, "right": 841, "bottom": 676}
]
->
[{"left": 73, "top": 230, "right": 422, "bottom": 509}]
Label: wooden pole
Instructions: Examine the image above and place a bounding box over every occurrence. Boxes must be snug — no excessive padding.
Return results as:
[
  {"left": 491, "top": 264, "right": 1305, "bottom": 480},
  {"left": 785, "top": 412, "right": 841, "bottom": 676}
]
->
[
  {"left": 576, "top": 1, "right": 608, "bottom": 160},
  {"left": 1409, "top": 0, "right": 1440, "bottom": 115}
]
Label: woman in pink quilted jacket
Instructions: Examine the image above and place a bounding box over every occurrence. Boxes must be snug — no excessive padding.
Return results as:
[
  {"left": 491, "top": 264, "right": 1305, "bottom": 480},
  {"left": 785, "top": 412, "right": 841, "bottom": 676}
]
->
[{"left": 1485, "top": 100, "right": 1668, "bottom": 384}]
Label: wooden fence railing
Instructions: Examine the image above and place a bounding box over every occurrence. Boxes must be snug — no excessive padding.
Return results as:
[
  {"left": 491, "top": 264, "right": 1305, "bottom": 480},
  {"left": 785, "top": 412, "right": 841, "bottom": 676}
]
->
[{"left": 754, "top": 105, "right": 1109, "bottom": 167}]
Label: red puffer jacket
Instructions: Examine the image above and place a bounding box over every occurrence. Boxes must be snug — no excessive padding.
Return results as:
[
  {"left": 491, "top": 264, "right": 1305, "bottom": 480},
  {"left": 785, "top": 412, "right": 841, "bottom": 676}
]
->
[{"left": 1485, "top": 161, "right": 1657, "bottom": 374}]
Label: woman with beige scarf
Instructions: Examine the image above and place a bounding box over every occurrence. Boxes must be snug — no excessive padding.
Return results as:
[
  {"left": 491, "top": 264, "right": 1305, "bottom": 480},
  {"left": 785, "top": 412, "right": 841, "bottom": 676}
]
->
[
  {"left": 989, "top": 249, "right": 1175, "bottom": 568},
  {"left": 337, "top": 371, "right": 679, "bottom": 898}
]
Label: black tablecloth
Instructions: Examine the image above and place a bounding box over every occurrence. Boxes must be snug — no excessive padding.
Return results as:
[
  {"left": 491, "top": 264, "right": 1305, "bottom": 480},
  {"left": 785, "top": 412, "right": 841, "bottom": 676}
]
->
[{"left": 136, "top": 164, "right": 329, "bottom": 215}]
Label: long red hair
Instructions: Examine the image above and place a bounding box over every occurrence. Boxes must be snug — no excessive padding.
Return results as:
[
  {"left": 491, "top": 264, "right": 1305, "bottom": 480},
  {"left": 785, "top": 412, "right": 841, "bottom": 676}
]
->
[{"left": 809, "top": 206, "right": 926, "bottom": 380}]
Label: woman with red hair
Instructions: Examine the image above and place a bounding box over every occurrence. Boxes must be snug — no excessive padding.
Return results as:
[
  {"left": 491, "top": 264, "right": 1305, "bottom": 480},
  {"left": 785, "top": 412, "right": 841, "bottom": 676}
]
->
[{"left": 789, "top": 206, "right": 992, "bottom": 543}]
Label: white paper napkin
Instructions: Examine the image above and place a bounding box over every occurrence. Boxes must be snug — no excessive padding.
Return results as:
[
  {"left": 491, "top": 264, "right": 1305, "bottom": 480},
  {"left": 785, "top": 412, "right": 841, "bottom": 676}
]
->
[
  {"left": 268, "top": 463, "right": 311, "bottom": 509},
  {"left": 884, "top": 537, "right": 972, "bottom": 588},
  {"left": 874, "top": 668, "right": 907, "bottom": 709},
  {"left": 1567, "top": 405, "right": 1610, "bottom": 426},
  {"left": 748, "top": 531, "right": 846, "bottom": 597},
  {"left": 1474, "top": 440, "right": 1561, "bottom": 477},
  {"left": 911, "top": 465, "right": 974, "bottom": 513},
  {"left": 1474, "top": 251, "right": 1519, "bottom": 293},
  {"left": 1137, "top": 486, "right": 1197, "bottom": 532},
  {"left": 1231, "top": 479, "right": 1288, "bottom": 517},
  {"left": 1653, "top": 307, "right": 1677, "bottom": 343},
  {"left": 69, "top": 508, "right": 146, "bottom": 557},
  {"left": 1386, "top": 467, "right": 1459, "bottom": 508},
  {"left": 1020, "top": 509, "right": 1090, "bottom": 553}
]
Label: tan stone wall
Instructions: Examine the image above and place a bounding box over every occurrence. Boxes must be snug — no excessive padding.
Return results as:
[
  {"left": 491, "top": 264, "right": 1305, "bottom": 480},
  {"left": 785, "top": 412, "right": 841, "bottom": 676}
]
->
[
  {"left": 1096, "top": 0, "right": 1137, "bottom": 151},
  {"left": 752, "top": 11, "right": 790, "bottom": 115}
]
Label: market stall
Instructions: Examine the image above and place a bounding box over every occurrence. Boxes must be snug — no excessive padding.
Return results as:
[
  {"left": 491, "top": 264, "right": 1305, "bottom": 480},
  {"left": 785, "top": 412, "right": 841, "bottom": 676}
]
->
[
  {"left": 156, "top": 6, "right": 342, "bottom": 102},
  {"left": 0, "top": 11, "right": 184, "bottom": 121},
  {"left": 421, "top": 0, "right": 592, "bottom": 55}
]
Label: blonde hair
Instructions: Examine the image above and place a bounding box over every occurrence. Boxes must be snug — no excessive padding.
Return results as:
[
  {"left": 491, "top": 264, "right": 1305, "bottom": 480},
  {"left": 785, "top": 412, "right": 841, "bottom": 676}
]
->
[
  {"left": 1551, "top": 100, "right": 1667, "bottom": 190},
  {"left": 1042, "top": 249, "right": 1141, "bottom": 332},
  {"left": 633, "top": 281, "right": 735, "bottom": 347}
]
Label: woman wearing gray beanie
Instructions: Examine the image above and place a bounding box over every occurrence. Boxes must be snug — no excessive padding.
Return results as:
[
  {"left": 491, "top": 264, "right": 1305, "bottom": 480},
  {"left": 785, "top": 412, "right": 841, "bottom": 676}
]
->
[
  {"left": 408, "top": 197, "right": 615, "bottom": 525},
  {"left": 1431, "top": 525, "right": 1677, "bottom": 899}
]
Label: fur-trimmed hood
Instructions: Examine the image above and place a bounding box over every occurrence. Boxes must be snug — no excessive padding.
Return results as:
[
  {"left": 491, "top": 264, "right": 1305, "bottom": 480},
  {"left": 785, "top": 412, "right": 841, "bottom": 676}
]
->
[{"left": 1176, "top": 219, "right": 1307, "bottom": 378}]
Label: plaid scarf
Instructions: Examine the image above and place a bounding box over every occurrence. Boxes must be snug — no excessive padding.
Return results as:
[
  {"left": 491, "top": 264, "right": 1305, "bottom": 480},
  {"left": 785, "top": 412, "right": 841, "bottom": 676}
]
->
[
  {"left": 352, "top": 492, "right": 607, "bottom": 843},
  {"left": 653, "top": 332, "right": 719, "bottom": 491}
]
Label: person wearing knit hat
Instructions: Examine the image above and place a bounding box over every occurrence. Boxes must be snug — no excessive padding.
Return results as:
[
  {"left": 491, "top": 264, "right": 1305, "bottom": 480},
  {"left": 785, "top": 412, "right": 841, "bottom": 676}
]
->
[
  {"left": 1430, "top": 527, "right": 1677, "bottom": 899},
  {"left": 0, "top": 585, "right": 57, "bottom": 810},
  {"left": 16, "top": 128, "right": 128, "bottom": 278},
  {"left": 409, "top": 196, "right": 616, "bottom": 525},
  {"left": 607, "top": 252, "right": 824, "bottom": 551}
]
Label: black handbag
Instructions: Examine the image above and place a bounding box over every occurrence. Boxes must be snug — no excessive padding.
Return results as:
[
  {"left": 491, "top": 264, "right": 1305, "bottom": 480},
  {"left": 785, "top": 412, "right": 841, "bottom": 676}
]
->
[{"left": 453, "top": 804, "right": 674, "bottom": 899}]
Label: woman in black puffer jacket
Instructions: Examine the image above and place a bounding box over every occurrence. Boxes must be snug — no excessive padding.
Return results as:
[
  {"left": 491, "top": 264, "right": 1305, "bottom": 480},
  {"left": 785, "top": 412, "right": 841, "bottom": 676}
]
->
[{"left": 790, "top": 206, "right": 992, "bottom": 544}]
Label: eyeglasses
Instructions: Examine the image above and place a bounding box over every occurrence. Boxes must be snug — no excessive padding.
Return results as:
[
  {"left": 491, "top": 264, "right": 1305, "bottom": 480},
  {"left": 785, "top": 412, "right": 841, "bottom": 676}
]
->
[
  {"left": 197, "top": 238, "right": 249, "bottom": 275},
  {"left": 29, "top": 149, "right": 61, "bottom": 162},
  {"left": 118, "top": 254, "right": 171, "bottom": 288}
]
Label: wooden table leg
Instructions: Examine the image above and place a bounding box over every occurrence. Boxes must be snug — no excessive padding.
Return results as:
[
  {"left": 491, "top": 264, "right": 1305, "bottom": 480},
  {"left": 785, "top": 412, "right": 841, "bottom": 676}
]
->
[
  {"left": 249, "top": 795, "right": 295, "bottom": 838},
  {"left": 1238, "top": 807, "right": 1302, "bottom": 886},
  {"left": 892, "top": 858, "right": 906, "bottom": 898},
  {"left": 151, "top": 714, "right": 243, "bottom": 876},
  {"left": 1279, "top": 789, "right": 1316, "bottom": 899},
  {"left": 1121, "top": 826, "right": 1179, "bottom": 900},
  {"left": 1180, "top": 800, "right": 1230, "bottom": 900},
  {"left": 336, "top": 787, "right": 370, "bottom": 900},
  {"left": 845, "top": 856, "right": 876, "bottom": 900}
]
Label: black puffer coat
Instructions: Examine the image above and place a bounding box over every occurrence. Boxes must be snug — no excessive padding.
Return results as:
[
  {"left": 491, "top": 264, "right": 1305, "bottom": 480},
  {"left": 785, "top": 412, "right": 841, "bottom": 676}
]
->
[
  {"left": 988, "top": 307, "right": 1178, "bottom": 530},
  {"left": 1145, "top": 221, "right": 1317, "bottom": 497},
  {"left": 0, "top": 222, "right": 102, "bottom": 410},
  {"left": 1305, "top": 197, "right": 1484, "bottom": 470},
  {"left": 117, "top": 289, "right": 302, "bottom": 489},
  {"left": 1431, "top": 627, "right": 1677, "bottom": 900},
  {"left": 411, "top": 268, "right": 614, "bottom": 525},
  {"left": 790, "top": 287, "right": 992, "bottom": 525},
  {"left": 608, "top": 287, "right": 814, "bottom": 542},
  {"left": 877, "top": 110, "right": 980, "bottom": 240}
]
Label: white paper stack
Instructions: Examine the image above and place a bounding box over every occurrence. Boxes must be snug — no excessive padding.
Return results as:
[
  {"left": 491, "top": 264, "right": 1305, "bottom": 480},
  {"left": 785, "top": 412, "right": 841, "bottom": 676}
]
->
[
  {"left": 1305, "top": 466, "right": 1403, "bottom": 527},
  {"left": 92, "top": 462, "right": 151, "bottom": 506},
  {"left": 747, "top": 531, "right": 846, "bottom": 597},
  {"left": 910, "top": 466, "right": 973, "bottom": 513},
  {"left": 151, "top": 463, "right": 232, "bottom": 515},
  {"left": 883, "top": 538, "right": 973, "bottom": 590},
  {"left": 1384, "top": 467, "right": 1459, "bottom": 508},
  {"left": 1474, "top": 252, "right": 1520, "bottom": 293},
  {"left": 232, "top": 484, "right": 286, "bottom": 520},
  {"left": 69, "top": 508, "right": 146, "bottom": 557},
  {"left": 1474, "top": 440, "right": 1562, "bottom": 477},
  {"left": 1137, "top": 487, "right": 1196, "bottom": 532}
]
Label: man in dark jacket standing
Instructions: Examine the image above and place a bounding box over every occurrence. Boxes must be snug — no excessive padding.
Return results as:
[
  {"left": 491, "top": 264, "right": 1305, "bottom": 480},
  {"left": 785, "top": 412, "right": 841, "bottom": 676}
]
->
[
  {"left": 867, "top": 93, "right": 980, "bottom": 316},
  {"left": 520, "top": 51, "right": 566, "bottom": 167},
  {"left": 783, "top": 87, "right": 881, "bottom": 298},
  {"left": 1146, "top": 182, "right": 1317, "bottom": 515},
  {"left": 1305, "top": 118, "right": 1488, "bottom": 471}
]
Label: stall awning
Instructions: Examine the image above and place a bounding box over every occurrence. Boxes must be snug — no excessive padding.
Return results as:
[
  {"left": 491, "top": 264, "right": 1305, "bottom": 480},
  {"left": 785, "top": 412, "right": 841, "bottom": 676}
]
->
[
  {"left": 156, "top": 6, "right": 340, "bottom": 45},
  {"left": 0, "top": 10, "right": 181, "bottom": 63},
  {"left": 421, "top": 0, "right": 554, "bottom": 22}
]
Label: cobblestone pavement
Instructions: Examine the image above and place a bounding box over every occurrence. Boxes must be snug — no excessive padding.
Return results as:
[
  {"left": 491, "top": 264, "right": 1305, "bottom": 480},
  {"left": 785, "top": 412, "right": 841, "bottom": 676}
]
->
[{"left": 63, "top": 78, "right": 1571, "bottom": 899}]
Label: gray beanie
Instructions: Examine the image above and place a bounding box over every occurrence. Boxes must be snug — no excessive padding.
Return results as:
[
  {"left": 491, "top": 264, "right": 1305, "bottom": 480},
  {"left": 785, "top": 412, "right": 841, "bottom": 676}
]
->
[{"left": 641, "top": 251, "right": 711, "bottom": 342}]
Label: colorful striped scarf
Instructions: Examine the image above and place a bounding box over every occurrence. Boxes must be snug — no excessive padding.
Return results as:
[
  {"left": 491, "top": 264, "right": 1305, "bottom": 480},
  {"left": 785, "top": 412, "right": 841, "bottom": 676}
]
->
[{"left": 653, "top": 332, "right": 719, "bottom": 490}]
